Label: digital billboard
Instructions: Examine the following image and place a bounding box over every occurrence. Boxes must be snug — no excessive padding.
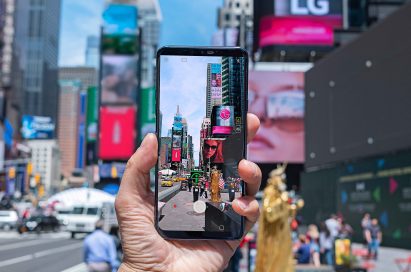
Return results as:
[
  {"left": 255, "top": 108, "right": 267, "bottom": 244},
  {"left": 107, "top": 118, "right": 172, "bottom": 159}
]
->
[
  {"left": 102, "top": 34, "right": 138, "bottom": 55},
  {"left": 98, "top": 106, "right": 137, "bottom": 160},
  {"left": 101, "top": 55, "right": 138, "bottom": 105},
  {"left": 248, "top": 64, "right": 310, "bottom": 163},
  {"left": 76, "top": 92, "right": 87, "bottom": 169},
  {"left": 139, "top": 87, "right": 156, "bottom": 142},
  {"left": 21, "top": 115, "right": 55, "bottom": 140},
  {"left": 212, "top": 106, "right": 235, "bottom": 135},
  {"left": 103, "top": 4, "right": 138, "bottom": 35},
  {"left": 259, "top": 16, "right": 335, "bottom": 47},
  {"left": 171, "top": 149, "right": 181, "bottom": 162}
]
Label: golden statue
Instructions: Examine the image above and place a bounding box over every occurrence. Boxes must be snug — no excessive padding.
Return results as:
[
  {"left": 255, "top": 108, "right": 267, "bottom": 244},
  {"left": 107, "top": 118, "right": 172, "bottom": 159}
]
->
[
  {"left": 210, "top": 166, "right": 221, "bottom": 202},
  {"left": 255, "top": 164, "right": 304, "bottom": 272}
]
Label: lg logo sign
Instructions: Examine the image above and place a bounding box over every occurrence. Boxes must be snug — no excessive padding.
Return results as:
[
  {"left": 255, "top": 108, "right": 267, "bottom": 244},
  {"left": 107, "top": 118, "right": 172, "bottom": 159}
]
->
[{"left": 290, "top": 0, "right": 330, "bottom": 16}]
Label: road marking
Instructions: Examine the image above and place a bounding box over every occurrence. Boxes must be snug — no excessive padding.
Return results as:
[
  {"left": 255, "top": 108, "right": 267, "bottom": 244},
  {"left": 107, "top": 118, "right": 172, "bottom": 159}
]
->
[
  {"left": 61, "top": 263, "right": 87, "bottom": 272},
  {"left": 0, "top": 242, "right": 82, "bottom": 268},
  {"left": 0, "top": 239, "right": 58, "bottom": 251}
]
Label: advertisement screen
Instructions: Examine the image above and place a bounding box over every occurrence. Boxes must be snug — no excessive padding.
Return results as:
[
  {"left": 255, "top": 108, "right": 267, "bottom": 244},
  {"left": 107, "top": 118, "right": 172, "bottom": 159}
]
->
[
  {"left": 103, "top": 4, "right": 138, "bottom": 35},
  {"left": 21, "top": 115, "right": 55, "bottom": 140},
  {"left": 102, "top": 34, "right": 138, "bottom": 55},
  {"left": 101, "top": 55, "right": 138, "bottom": 105},
  {"left": 98, "top": 106, "right": 136, "bottom": 160},
  {"left": 248, "top": 65, "right": 309, "bottom": 163},
  {"left": 259, "top": 16, "right": 334, "bottom": 47},
  {"left": 171, "top": 149, "right": 181, "bottom": 162},
  {"left": 139, "top": 87, "right": 156, "bottom": 142}
]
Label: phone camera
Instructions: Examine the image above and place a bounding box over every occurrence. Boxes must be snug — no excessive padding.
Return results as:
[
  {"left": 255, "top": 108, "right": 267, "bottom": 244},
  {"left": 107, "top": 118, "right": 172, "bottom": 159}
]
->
[{"left": 207, "top": 51, "right": 214, "bottom": 55}]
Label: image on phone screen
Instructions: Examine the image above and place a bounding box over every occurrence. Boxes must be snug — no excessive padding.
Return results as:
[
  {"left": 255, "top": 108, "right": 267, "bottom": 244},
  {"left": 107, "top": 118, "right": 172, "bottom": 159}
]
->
[{"left": 157, "top": 54, "right": 246, "bottom": 236}]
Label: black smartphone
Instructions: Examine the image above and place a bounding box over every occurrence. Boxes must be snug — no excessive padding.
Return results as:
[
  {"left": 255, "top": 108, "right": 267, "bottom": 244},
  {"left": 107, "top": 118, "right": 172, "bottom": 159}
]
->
[{"left": 155, "top": 46, "right": 248, "bottom": 240}]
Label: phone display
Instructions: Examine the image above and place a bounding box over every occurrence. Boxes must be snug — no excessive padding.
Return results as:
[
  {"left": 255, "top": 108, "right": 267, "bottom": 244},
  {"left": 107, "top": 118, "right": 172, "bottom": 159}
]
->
[{"left": 155, "top": 47, "right": 248, "bottom": 240}]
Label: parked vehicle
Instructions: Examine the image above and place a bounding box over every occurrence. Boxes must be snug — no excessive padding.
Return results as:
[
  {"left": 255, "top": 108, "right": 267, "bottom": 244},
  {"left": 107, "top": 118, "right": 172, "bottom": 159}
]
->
[
  {"left": 0, "top": 210, "right": 19, "bottom": 231},
  {"left": 17, "top": 214, "right": 60, "bottom": 233}
]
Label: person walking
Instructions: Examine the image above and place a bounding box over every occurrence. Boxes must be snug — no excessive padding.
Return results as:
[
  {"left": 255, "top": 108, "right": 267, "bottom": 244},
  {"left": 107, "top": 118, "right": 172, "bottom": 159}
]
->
[
  {"left": 319, "top": 222, "right": 333, "bottom": 266},
  {"left": 187, "top": 177, "right": 193, "bottom": 192},
  {"left": 361, "top": 213, "right": 371, "bottom": 244},
  {"left": 84, "top": 220, "right": 120, "bottom": 272},
  {"left": 365, "top": 218, "right": 382, "bottom": 260}
]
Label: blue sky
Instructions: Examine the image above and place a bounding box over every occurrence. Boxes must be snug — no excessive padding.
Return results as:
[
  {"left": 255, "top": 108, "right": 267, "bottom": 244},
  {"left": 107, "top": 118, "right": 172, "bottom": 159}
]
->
[{"left": 59, "top": 0, "right": 222, "bottom": 66}]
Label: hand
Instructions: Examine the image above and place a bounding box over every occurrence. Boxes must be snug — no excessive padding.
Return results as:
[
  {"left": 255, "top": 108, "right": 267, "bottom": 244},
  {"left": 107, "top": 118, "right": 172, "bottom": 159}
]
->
[{"left": 115, "top": 113, "right": 261, "bottom": 272}]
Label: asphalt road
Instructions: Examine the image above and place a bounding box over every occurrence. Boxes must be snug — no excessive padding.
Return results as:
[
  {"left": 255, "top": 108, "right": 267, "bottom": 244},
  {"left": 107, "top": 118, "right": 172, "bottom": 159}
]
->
[{"left": 0, "top": 231, "right": 85, "bottom": 272}]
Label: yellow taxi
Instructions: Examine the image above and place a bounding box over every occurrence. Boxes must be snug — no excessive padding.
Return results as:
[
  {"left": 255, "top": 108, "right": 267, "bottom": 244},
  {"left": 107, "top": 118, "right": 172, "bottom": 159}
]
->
[{"left": 161, "top": 178, "right": 173, "bottom": 187}]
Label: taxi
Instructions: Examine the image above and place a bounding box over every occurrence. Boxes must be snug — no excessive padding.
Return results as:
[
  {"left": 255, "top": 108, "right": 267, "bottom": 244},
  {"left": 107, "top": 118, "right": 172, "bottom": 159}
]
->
[{"left": 161, "top": 178, "right": 173, "bottom": 187}]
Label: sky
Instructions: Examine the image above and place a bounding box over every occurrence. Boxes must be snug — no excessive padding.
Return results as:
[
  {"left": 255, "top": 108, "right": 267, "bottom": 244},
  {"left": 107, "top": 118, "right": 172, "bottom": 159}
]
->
[
  {"left": 59, "top": 0, "right": 222, "bottom": 66},
  {"left": 160, "top": 56, "right": 221, "bottom": 163}
]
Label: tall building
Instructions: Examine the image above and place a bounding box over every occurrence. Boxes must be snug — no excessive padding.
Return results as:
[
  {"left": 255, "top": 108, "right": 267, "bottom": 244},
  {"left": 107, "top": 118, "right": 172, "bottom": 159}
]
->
[
  {"left": 58, "top": 80, "right": 81, "bottom": 178},
  {"left": 26, "top": 139, "right": 60, "bottom": 194},
  {"left": 217, "top": 0, "right": 253, "bottom": 49},
  {"left": 12, "top": 0, "right": 61, "bottom": 125},
  {"left": 85, "top": 36, "right": 100, "bottom": 69},
  {"left": 59, "top": 67, "right": 98, "bottom": 90},
  {"left": 221, "top": 56, "right": 245, "bottom": 119},
  {"left": 206, "top": 63, "right": 223, "bottom": 118}
]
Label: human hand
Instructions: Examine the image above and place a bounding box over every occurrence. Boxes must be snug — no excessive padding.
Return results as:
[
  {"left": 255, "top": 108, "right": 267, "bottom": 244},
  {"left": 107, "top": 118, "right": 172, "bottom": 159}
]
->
[{"left": 115, "top": 113, "right": 261, "bottom": 272}]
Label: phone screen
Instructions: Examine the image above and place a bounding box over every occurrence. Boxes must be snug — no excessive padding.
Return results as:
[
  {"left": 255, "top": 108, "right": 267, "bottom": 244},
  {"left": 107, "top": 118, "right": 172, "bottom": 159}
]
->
[{"left": 156, "top": 51, "right": 247, "bottom": 239}]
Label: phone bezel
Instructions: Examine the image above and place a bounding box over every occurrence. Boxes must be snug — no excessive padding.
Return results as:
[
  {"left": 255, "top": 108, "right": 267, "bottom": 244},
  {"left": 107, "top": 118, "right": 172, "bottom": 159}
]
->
[{"left": 155, "top": 46, "right": 248, "bottom": 240}]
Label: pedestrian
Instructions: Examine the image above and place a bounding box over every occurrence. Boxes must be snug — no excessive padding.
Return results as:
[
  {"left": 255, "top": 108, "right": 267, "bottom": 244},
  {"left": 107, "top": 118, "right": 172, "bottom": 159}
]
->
[
  {"left": 319, "top": 222, "right": 333, "bottom": 266},
  {"left": 325, "top": 214, "right": 340, "bottom": 239},
  {"left": 307, "top": 224, "right": 320, "bottom": 267},
  {"left": 296, "top": 234, "right": 311, "bottom": 264},
  {"left": 338, "top": 218, "right": 354, "bottom": 239},
  {"left": 188, "top": 177, "right": 193, "bottom": 192},
  {"left": 361, "top": 213, "right": 371, "bottom": 244},
  {"left": 109, "top": 226, "right": 122, "bottom": 262},
  {"left": 192, "top": 184, "right": 199, "bottom": 202},
  {"left": 199, "top": 180, "right": 208, "bottom": 199},
  {"left": 365, "top": 218, "right": 382, "bottom": 260},
  {"left": 84, "top": 220, "right": 119, "bottom": 272}
]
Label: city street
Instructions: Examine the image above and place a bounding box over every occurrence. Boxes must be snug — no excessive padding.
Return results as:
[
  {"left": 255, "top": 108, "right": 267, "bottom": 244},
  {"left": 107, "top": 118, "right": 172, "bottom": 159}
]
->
[{"left": 0, "top": 231, "right": 85, "bottom": 272}]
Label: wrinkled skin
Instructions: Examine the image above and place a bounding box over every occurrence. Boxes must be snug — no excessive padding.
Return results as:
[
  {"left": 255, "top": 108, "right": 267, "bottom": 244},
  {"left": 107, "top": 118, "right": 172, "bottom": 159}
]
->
[{"left": 115, "top": 114, "right": 261, "bottom": 272}]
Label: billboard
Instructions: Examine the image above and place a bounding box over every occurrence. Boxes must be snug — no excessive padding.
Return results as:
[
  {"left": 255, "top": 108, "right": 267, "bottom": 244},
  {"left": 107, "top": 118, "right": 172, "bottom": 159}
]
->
[
  {"left": 102, "top": 34, "right": 138, "bottom": 55},
  {"left": 171, "top": 149, "right": 181, "bottom": 162},
  {"left": 259, "top": 16, "right": 335, "bottom": 47},
  {"left": 21, "top": 115, "right": 55, "bottom": 140},
  {"left": 248, "top": 65, "right": 308, "bottom": 163},
  {"left": 212, "top": 106, "right": 235, "bottom": 135},
  {"left": 86, "top": 87, "right": 98, "bottom": 142},
  {"left": 101, "top": 55, "right": 138, "bottom": 105},
  {"left": 275, "top": 0, "right": 343, "bottom": 26},
  {"left": 139, "top": 87, "right": 156, "bottom": 141},
  {"left": 76, "top": 92, "right": 87, "bottom": 168},
  {"left": 103, "top": 4, "right": 138, "bottom": 35},
  {"left": 98, "top": 106, "right": 137, "bottom": 160}
]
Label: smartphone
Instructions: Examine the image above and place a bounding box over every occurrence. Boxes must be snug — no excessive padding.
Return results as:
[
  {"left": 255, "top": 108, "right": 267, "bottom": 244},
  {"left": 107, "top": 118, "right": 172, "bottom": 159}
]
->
[{"left": 155, "top": 46, "right": 248, "bottom": 240}]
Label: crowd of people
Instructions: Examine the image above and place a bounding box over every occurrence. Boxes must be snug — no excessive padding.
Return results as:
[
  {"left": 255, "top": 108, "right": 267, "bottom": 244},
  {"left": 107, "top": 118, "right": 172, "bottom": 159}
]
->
[{"left": 292, "top": 213, "right": 382, "bottom": 267}]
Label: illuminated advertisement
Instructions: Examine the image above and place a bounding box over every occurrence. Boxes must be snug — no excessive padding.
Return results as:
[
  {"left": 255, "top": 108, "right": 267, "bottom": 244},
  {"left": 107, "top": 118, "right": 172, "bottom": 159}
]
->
[
  {"left": 212, "top": 106, "right": 235, "bottom": 135},
  {"left": 248, "top": 67, "right": 307, "bottom": 163},
  {"left": 76, "top": 92, "right": 87, "bottom": 168},
  {"left": 21, "top": 115, "right": 55, "bottom": 140},
  {"left": 275, "top": 0, "right": 343, "bottom": 27},
  {"left": 171, "top": 149, "right": 181, "bottom": 162},
  {"left": 98, "top": 106, "right": 136, "bottom": 160},
  {"left": 202, "top": 139, "right": 224, "bottom": 164},
  {"left": 172, "top": 135, "right": 181, "bottom": 149},
  {"left": 139, "top": 87, "right": 156, "bottom": 142},
  {"left": 101, "top": 55, "right": 138, "bottom": 105},
  {"left": 102, "top": 34, "right": 138, "bottom": 55},
  {"left": 259, "top": 16, "right": 334, "bottom": 47},
  {"left": 103, "top": 4, "right": 138, "bottom": 35}
]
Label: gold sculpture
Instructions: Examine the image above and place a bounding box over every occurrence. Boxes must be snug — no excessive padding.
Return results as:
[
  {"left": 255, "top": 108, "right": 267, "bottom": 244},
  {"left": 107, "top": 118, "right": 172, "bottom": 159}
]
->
[
  {"left": 255, "top": 164, "right": 304, "bottom": 272},
  {"left": 210, "top": 166, "right": 221, "bottom": 202}
]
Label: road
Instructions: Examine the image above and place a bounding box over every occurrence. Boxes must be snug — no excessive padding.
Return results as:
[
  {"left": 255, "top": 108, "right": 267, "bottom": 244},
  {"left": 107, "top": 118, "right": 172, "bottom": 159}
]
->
[
  {"left": 158, "top": 180, "right": 180, "bottom": 192},
  {"left": 0, "top": 231, "right": 86, "bottom": 272}
]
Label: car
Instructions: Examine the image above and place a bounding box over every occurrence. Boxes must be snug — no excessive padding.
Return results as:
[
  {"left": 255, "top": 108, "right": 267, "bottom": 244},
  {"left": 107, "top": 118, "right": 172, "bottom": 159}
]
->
[
  {"left": 0, "top": 210, "right": 18, "bottom": 231},
  {"left": 161, "top": 179, "right": 173, "bottom": 187},
  {"left": 17, "top": 214, "right": 60, "bottom": 233}
]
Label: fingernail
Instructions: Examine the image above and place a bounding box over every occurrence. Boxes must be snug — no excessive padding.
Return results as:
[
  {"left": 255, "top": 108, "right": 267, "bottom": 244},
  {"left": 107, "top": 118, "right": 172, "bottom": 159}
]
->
[{"left": 141, "top": 133, "right": 154, "bottom": 148}]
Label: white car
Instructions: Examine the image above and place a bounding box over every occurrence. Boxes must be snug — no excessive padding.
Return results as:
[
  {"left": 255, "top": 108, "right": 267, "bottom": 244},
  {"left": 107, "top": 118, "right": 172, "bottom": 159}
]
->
[{"left": 0, "top": 210, "right": 19, "bottom": 231}]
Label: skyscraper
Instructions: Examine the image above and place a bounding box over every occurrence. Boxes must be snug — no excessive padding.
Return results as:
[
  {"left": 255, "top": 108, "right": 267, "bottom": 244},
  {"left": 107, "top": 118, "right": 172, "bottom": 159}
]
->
[
  {"left": 206, "top": 63, "right": 223, "bottom": 118},
  {"left": 85, "top": 36, "right": 100, "bottom": 69},
  {"left": 12, "top": 0, "right": 61, "bottom": 124},
  {"left": 222, "top": 56, "right": 245, "bottom": 119},
  {"left": 59, "top": 67, "right": 98, "bottom": 90}
]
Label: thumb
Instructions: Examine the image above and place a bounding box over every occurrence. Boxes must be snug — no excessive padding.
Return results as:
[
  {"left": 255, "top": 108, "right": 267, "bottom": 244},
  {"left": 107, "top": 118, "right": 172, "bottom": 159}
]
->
[{"left": 117, "top": 133, "right": 158, "bottom": 202}]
